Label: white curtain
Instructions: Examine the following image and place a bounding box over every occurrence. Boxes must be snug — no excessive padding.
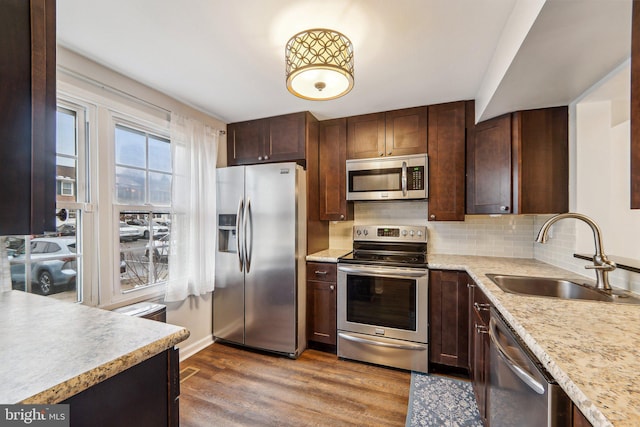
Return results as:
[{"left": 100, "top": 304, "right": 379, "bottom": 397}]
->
[{"left": 165, "top": 113, "right": 219, "bottom": 302}]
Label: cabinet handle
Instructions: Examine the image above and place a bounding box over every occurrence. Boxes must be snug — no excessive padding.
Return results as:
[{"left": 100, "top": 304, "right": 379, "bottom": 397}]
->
[
  {"left": 500, "top": 206, "right": 509, "bottom": 212},
  {"left": 264, "top": 155, "right": 269, "bottom": 160},
  {"left": 314, "top": 270, "right": 328, "bottom": 275},
  {"left": 429, "top": 214, "right": 436, "bottom": 220},
  {"left": 258, "top": 156, "right": 263, "bottom": 161},
  {"left": 340, "top": 214, "right": 345, "bottom": 220},
  {"left": 467, "top": 283, "right": 476, "bottom": 288},
  {"left": 330, "top": 285, "right": 335, "bottom": 291},
  {"left": 474, "top": 302, "right": 491, "bottom": 311},
  {"left": 476, "top": 323, "right": 488, "bottom": 334},
  {"left": 379, "top": 152, "right": 384, "bottom": 156},
  {"left": 388, "top": 151, "right": 392, "bottom": 155}
]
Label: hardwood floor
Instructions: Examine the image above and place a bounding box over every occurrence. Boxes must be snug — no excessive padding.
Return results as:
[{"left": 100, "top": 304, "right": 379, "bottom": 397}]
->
[{"left": 179, "top": 342, "right": 411, "bottom": 426}]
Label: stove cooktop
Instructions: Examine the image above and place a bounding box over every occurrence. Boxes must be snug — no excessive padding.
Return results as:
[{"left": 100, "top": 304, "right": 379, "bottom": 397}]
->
[{"left": 338, "top": 225, "right": 428, "bottom": 268}]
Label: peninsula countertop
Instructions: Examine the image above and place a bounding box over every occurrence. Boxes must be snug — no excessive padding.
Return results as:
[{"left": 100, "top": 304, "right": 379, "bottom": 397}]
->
[
  {"left": 428, "top": 254, "right": 640, "bottom": 427},
  {"left": 0, "top": 290, "right": 189, "bottom": 404}
]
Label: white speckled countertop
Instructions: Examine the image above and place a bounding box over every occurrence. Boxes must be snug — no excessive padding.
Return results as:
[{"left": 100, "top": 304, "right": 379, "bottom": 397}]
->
[
  {"left": 428, "top": 254, "right": 640, "bottom": 427},
  {"left": 0, "top": 290, "right": 190, "bottom": 404},
  {"left": 306, "top": 248, "right": 352, "bottom": 263}
]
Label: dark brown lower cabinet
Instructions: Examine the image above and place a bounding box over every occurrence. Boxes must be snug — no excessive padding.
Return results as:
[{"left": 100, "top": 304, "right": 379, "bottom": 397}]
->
[
  {"left": 572, "top": 404, "right": 593, "bottom": 427},
  {"left": 63, "top": 348, "right": 179, "bottom": 427},
  {"left": 468, "top": 279, "right": 491, "bottom": 426},
  {"left": 428, "top": 270, "right": 469, "bottom": 370},
  {"left": 306, "top": 262, "right": 337, "bottom": 347}
]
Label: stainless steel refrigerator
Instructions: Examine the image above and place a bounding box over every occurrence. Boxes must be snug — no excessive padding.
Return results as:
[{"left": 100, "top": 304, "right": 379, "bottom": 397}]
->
[{"left": 213, "top": 162, "right": 307, "bottom": 357}]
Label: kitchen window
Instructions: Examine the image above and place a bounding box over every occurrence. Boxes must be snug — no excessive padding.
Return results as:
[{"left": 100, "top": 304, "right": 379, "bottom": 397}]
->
[{"left": 114, "top": 124, "right": 172, "bottom": 294}]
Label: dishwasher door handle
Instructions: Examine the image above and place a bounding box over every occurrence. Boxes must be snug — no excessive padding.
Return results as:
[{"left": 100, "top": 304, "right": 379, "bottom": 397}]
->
[{"left": 489, "top": 317, "right": 545, "bottom": 395}]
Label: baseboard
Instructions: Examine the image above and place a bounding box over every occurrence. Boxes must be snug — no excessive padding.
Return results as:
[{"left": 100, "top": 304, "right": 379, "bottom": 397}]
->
[{"left": 178, "top": 334, "right": 214, "bottom": 362}]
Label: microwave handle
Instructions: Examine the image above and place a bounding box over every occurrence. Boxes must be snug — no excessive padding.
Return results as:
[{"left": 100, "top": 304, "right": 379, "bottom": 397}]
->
[{"left": 402, "top": 161, "right": 407, "bottom": 196}]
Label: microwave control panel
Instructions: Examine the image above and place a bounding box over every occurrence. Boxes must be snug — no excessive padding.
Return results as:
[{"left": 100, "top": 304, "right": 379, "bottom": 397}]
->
[{"left": 408, "top": 166, "right": 424, "bottom": 190}]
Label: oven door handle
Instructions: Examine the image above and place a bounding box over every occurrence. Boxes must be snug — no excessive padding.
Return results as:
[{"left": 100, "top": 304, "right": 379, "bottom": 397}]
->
[
  {"left": 338, "top": 265, "right": 426, "bottom": 279},
  {"left": 338, "top": 332, "right": 427, "bottom": 351},
  {"left": 489, "top": 317, "right": 545, "bottom": 395}
]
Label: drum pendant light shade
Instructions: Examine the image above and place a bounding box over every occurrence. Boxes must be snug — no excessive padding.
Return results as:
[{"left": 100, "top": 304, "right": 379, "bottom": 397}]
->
[{"left": 285, "top": 28, "right": 354, "bottom": 100}]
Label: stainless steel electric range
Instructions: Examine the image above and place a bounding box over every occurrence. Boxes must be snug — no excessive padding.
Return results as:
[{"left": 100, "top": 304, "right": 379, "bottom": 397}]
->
[{"left": 337, "top": 225, "right": 428, "bottom": 373}]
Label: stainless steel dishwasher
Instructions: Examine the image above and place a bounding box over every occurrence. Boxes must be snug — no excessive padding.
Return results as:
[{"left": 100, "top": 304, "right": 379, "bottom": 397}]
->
[{"left": 488, "top": 308, "right": 571, "bottom": 427}]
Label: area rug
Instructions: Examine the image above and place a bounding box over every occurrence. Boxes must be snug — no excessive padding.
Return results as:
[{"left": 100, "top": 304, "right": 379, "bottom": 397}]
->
[{"left": 405, "top": 372, "right": 483, "bottom": 427}]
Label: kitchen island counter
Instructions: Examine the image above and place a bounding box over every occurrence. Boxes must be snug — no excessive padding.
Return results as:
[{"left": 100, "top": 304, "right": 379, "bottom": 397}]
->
[
  {"left": 0, "top": 290, "right": 189, "bottom": 404},
  {"left": 428, "top": 254, "right": 640, "bottom": 427}
]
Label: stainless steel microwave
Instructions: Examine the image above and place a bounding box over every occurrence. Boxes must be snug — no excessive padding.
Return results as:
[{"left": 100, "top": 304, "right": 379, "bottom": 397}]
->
[{"left": 346, "top": 154, "right": 428, "bottom": 201}]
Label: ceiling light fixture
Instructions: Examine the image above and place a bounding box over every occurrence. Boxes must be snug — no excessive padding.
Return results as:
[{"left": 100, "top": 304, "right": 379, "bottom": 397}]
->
[{"left": 285, "top": 28, "right": 354, "bottom": 101}]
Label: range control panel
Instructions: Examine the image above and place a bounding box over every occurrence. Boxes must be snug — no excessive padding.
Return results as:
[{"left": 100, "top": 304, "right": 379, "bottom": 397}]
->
[{"left": 353, "top": 225, "right": 427, "bottom": 243}]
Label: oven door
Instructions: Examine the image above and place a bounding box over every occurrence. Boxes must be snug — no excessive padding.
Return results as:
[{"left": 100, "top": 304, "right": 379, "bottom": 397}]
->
[
  {"left": 337, "top": 263, "right": 428, "bottom": 343},
  {"left": 337, "top": 263, "right": 428, "bottom": 372}
]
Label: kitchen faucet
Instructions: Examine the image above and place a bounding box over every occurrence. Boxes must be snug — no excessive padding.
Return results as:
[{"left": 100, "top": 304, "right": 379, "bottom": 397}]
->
[{"left": 535, "top": 213, "right": 616, "bottom": 291}]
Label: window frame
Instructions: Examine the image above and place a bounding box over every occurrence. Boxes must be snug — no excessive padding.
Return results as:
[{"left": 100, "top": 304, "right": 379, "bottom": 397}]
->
[{"left": 57, "top": 78, "right": 170, "bottom": 309}]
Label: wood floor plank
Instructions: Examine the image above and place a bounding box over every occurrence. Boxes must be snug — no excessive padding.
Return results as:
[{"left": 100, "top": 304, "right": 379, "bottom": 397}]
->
[{"left": 179, "top": 342, "right": 411, "bottom": 426}]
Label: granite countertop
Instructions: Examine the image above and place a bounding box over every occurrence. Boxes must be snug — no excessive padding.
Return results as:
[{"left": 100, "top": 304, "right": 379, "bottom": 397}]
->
[
  {"left": 306, "top": 248, "right": 352, "bottom": 263},
  {"left": 428, "top": 254, "right": 640, "bottom": 427},
  {"left": 0, "top": 291, "right": 190, "bottom": 404}
]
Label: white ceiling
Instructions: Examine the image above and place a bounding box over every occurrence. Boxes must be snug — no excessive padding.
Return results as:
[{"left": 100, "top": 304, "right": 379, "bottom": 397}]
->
[{"left": 56, "top": 0, "right": 632, "bottom": 124}]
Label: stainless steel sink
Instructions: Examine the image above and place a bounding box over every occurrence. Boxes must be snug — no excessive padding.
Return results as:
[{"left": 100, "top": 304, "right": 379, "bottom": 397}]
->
[{"left": 486, "top": 274, "right": 640, "bottom": 304}]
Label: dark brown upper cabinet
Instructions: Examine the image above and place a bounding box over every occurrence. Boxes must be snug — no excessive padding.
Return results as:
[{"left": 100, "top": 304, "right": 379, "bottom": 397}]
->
[
  {"left": 427, "top": 101, "right": 466, "bottom": 221},
  {"left": 227, "top": 111, "right": 313, "bottom": 166},
  {"left": 466, "top": 103, "right": 569, "bottom": 215},
  {"left": 346, "top": 107, "right": 427, "bottom": 159},
  {"left": 318, "top": 118, "right": 352, "bottom": 221},
  {"left": 632, "top": 0, "right": 640, "bottom": 209},
  {"left": 0, "top": 0, "right": 57, "bottom": 235}
]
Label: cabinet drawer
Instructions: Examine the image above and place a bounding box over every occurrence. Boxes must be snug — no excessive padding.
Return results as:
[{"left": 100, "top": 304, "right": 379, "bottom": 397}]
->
[{"left": 306, "top": 262, "right": 337, "bottom": 282}]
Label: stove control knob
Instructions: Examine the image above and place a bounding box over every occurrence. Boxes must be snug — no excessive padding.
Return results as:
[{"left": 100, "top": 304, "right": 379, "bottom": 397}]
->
[
  {"left": 363, "top": 229, "right": 369, "bottom": 236},
  {"left": 356, "top": 229, "right": 361, "bottom": 236},
  {"left": 401, "top": 230, "right": 408, "bottom": 236},
  {"left": 410, "top": 230, "right": 415, "bottom": 237},
  {"left": 417, "top": 230, "right": 423, "bottom": 237}
]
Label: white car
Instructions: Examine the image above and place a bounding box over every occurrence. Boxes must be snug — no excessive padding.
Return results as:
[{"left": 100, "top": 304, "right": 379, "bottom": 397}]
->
[
  {"left": 119, "top": 221, "right": 140, "bottom": 242},
  {"left": 126, "top": 219, "right": 169, "bottom": 240}
]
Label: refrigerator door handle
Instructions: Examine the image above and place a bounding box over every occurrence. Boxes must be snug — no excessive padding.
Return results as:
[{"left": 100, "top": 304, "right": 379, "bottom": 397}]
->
[
  {"left": 236, "top": 198, "right": 244, "bottom": 272},
  {"left": 244, "top": 198, "right": 253, "bottom": 273}
]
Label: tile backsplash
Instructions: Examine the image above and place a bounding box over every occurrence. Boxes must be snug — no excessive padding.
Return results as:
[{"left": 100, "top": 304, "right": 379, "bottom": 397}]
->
[{"left": 329, "top": 201, "right": 537, "bottom": 258}]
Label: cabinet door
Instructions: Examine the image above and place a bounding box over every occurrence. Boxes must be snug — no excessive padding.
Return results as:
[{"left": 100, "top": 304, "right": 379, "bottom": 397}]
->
[
  {"left": 466, "top": 113, "right": 512, "bottom": 214},
  {"left": 0, "top": 0, "right": 56, "bottom": 235},
  {"left": 385, "top": 107, "right": 428, "bottom": 157},
  {"left": 428, "top": 270, "right": 469, "bottom": 369},
  {"left": 346, "top": 112, "right": 386, "bottom": 159},
  {"left": 267, "top": 112, "right": 306, "bottom": 163},
  {"left": 227, "top": 119, "right": 266, "bottom": 165},
  {"left": 470, "top": 284, "right": 491, "bottom": 425},
  {"left": 513, "top": 107, "right": 568, "bottom": 214},
  {"left": 427, "top": 102, "right": 465, "bottom": 221},
  {"left": 319, "top": 118, "right": 352, "bottom": 221},
  {"left": 306, "top": 262, "right": 337, "bottom": 346}
]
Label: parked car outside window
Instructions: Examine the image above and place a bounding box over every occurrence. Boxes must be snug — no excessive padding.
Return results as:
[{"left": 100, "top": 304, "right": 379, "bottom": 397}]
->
[
  {"left": 126, "top": 219, "right": 169, "bottom": 240},
  {"left": 9, "top": 237, "right": 77, "bottom": 295},
  {"left": 119, "top": 221, "right": 140, "bottom": 242}
]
